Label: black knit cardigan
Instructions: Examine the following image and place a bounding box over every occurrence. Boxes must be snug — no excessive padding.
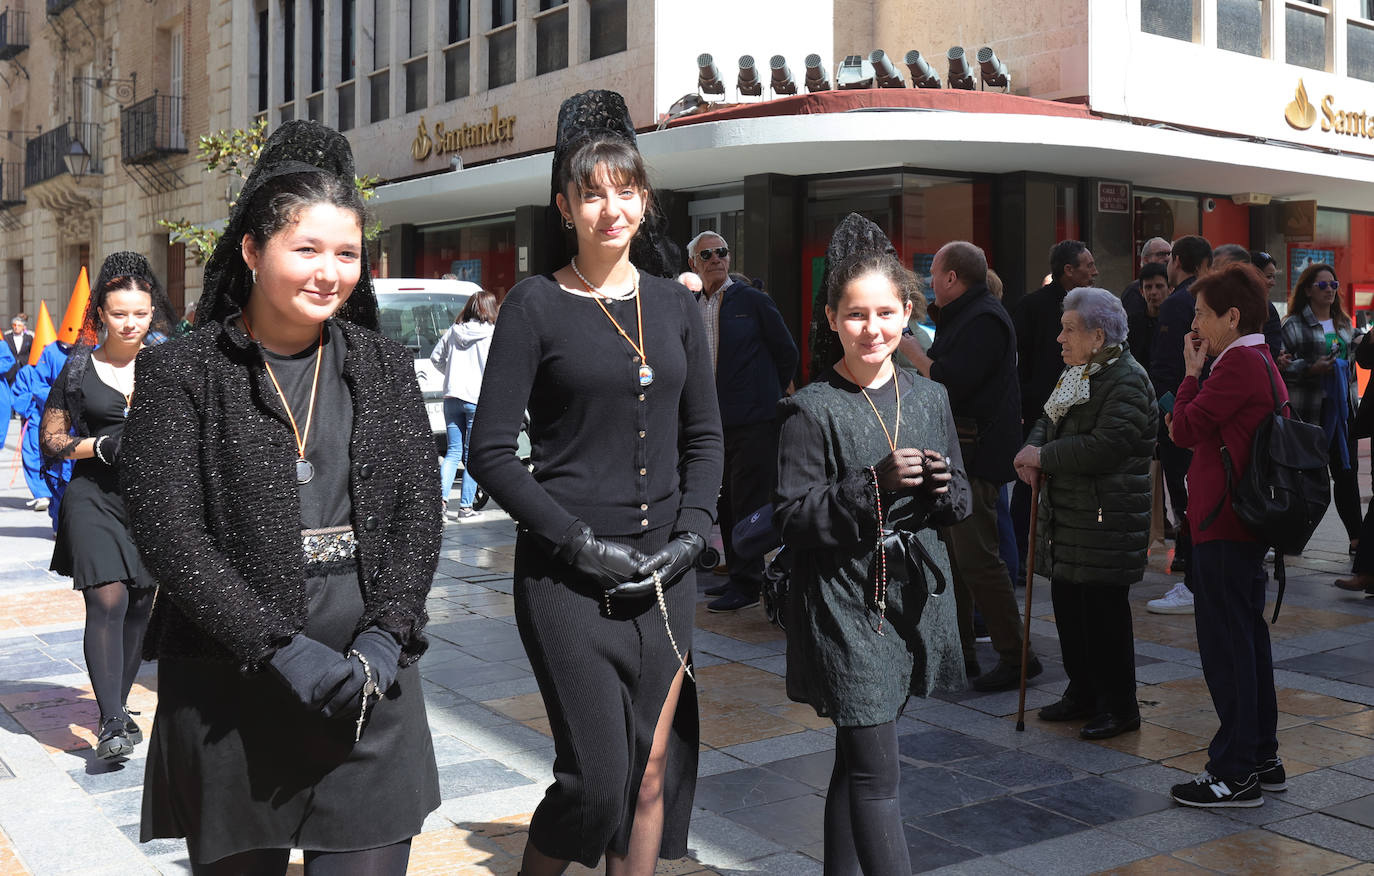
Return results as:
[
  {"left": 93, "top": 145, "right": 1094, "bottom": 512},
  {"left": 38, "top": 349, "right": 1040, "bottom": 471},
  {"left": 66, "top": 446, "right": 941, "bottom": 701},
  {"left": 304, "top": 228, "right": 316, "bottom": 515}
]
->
[{"left": 120, "top": 316, "right": 441, "bottom": 668}]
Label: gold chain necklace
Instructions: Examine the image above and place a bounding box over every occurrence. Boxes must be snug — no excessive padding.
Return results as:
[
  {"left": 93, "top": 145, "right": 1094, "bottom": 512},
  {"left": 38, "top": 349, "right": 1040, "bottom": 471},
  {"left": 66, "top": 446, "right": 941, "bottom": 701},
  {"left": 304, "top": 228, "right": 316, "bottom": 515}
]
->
[
  {"left": 570, "top": 258, "right": 654, "bottom": 386},
  {"left": 839, "top": 361, "right": 901, "bottom": 451},
  {"left": 242, "top": 316, "right": 325, "bottom": 485}
]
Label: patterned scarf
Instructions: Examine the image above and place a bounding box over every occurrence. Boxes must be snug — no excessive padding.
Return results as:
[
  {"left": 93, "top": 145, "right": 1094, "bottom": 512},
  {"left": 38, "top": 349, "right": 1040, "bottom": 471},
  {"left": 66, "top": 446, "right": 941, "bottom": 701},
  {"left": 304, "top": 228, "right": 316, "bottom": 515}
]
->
[{"left": 1043, "top": 344, "right": 1122, "bottom": 424}]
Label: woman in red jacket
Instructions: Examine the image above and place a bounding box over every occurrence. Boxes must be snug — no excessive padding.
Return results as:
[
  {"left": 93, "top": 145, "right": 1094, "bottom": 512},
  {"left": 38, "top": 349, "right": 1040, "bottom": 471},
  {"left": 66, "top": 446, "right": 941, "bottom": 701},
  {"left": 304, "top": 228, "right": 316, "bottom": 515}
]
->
[{"left": 1167, "top": 262, "right": 1285, "bottom": 809}]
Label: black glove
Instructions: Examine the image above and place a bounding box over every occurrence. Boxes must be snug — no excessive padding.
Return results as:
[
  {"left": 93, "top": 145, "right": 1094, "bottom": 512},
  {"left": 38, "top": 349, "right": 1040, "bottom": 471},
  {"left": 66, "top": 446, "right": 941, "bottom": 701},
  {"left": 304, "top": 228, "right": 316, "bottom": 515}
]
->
[
  {"left": 93, "top": 425, "right": 123, "bottom": 466},
  {"left": 609, "top": 532, "right": 706, "bottom": 599},
  {"left": 873, "top": 448, "right": 927, "bottom": 493},
  {"left": 268, "top": 635, "right": 356, "bottom": 715},
  {"left": 557, "top": 523, "right": 650, "bottom": 591},
  {"left": 349, "top": 626, "right": 402, "bottom": 694}
]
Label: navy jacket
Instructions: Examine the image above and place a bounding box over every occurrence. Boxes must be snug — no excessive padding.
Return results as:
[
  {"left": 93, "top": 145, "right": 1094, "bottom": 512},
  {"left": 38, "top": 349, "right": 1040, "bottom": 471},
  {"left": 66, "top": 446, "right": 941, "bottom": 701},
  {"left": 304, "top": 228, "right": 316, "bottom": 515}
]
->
[
  {"left": 1149, "top": 275, "right": 1197, "bottom": 398},
  {"left": 709, "top": 281, "right": 798, "bottom": 428},
  {"left": 928, "top": 284, "right": 1021, "bottom": 485},
  {"left": 1013, "top": 280, "right": 1070, "bottom": 431}
]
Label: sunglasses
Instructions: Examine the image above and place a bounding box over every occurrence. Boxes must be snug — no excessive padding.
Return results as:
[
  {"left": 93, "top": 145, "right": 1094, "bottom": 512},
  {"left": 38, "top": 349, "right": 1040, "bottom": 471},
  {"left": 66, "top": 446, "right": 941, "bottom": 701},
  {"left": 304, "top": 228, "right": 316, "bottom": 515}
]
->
[
  {"left": 1314, "top": 281, "right": 1340, "bottom": 291},
  {"left": 696, "top": 247, "right": 729, "bottom": 261}
]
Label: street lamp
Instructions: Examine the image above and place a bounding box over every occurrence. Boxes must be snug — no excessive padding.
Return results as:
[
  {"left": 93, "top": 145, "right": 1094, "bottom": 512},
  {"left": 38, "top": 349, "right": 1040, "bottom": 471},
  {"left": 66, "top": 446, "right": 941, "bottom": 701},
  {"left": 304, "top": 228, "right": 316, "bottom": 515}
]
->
[
  {"left": 63, "top": 137, "right": 90, "bottom": 179},
  {"left": 947, "top": 46, "right": 976, "bottom": 90},
  {"left": 770, "top": 55, "right": 797, "bottom": 96}
]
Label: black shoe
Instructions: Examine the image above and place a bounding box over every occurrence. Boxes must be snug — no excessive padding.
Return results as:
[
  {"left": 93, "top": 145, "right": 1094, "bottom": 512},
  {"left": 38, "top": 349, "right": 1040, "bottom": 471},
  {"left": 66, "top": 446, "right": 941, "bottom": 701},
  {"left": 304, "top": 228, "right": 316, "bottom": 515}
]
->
[
  {"left": 1079, "top": 712, "right": 1141, "bottom": 740},
  {"left": 95, "top": 715, "right": 133, "bottom": 760},
  {"left": 707, "top": 591, "right": 760, "bottom": 613},
  {"left": 122, "top": 707, "right": 143, "bottom": 745},
  {"left": 971, "top": 655, "right": 1043, "bottom": 692},
  {"left": 704, "top": 581, "right": 729, "bottom": 597},
  {"left": 1170, "top": 555, "right": 1190, "bottom": 573},
  {"left": 1258, "top": 757, "right": 1287, "bottom": 792},
  {"left": 1171, "top": 770, "right": 1262, "bottom": 808},
  {"left": 1038, "top": 697, "right": 1095, "bottom": 722},
  {"left": 964, "top": 659, "right": 982, "bottom": 680}
]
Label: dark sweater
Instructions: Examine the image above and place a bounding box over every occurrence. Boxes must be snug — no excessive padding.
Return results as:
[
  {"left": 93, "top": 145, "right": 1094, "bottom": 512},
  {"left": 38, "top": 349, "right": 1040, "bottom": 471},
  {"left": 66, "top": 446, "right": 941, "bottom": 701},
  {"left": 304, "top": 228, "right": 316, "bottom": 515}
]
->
[
  {"left": 1149, "top": 275, "right": 1197, "bottom": 398},
  {"left": 1013, "top": 280, "right": 1070, "bottom": 430},
  {"left": 120, "top": 317, "right": 442, "bottom": 667},
  {"left": 468, "top": 273, "right": 723, "bottom": 547},
  {"left": 927, "top": 284, "right": 1021, "bottom": 484},
  {"left": 709, "top": 280, "right": 799, "bottom": 427}
]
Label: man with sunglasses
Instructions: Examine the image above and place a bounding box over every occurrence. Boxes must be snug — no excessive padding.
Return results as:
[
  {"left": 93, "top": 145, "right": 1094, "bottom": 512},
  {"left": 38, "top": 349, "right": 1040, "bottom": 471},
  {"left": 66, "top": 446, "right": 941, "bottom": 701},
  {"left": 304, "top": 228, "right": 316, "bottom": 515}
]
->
[{"left": 688, "top": 231, "right": 799, "bottom": 612}]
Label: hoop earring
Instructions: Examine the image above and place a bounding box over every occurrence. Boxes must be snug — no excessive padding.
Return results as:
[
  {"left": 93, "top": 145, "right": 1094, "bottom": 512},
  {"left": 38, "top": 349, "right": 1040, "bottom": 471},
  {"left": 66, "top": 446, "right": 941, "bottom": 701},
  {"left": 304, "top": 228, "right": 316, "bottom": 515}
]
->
[{"left": 250, "top": 268, "right": 257, "bottom": 285}]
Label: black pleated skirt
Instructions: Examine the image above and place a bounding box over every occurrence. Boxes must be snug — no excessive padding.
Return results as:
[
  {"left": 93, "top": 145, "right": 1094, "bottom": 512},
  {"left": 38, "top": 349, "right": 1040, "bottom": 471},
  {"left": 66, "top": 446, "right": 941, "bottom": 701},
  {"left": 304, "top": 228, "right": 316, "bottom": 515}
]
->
[
  {"left": 513, "top": 526, "right": 699, "bottom": 868},
  {"left": 50, "top": 471, "right": 155, "bottom": 590}
]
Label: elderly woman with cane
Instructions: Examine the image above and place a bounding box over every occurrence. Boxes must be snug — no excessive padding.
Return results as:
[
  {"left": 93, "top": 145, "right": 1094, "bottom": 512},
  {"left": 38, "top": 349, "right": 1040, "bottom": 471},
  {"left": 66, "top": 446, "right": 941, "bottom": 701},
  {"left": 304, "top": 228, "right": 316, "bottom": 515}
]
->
[{"left": 1013, "top": 287, "right": 1157, "bottom": 740}]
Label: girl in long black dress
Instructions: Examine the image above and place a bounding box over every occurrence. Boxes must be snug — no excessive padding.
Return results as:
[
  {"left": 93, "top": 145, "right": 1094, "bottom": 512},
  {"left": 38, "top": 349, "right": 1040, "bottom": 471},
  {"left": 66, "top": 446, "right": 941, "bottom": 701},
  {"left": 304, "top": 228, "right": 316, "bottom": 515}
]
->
[
  {"left": 41, "top": 252, "right": 175, "bottom": 760},
  {"left": 120, "top": 121, "right": 441, "bottom": 876},
  {"left": 468, "top": 90, "right": 723, "bottom": 876},
  {"left": 775, "top": 215, "right": 970, "bottom": 875}
]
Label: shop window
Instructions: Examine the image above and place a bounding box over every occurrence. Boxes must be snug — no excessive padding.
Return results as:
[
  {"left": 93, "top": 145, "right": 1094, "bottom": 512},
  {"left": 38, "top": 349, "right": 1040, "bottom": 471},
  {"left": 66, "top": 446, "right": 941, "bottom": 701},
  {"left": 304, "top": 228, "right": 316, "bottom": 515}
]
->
[
  {"left": 415, "top": 216, "right": 517, "bottom": 296},
  {"left": 1218, "top": 0, "right": 1264, "bottom": 57},
  {"left": 492, "top": 0, "right": 515, "bottom": 27},
  {"left": 445, "top": 43, "right": 470, "bottom": 99},
  {"left": 405, "top": 58, "right": 427, "bottom": 112},
  {"left": 1286, "top": 1, "right": 1329, "bottom": 70},
  {"left": 1350, "top": 20, "right": 1374, "bottom": 80},
  {"left": 536, "top": 6, "right": 568, "bottom": 75},
  {"left": 370, "top": 70, "right": 389, "bottom": 121},
  {"left": 1141, "top": 0, "right": 1196, "bottom": 42},
  {"left": 488, "top": 26, "right": 516, "bottom": 88},
  {"left": 589, "top": 0, "right": 627, "bottom": 59},
  {"left": 1134, "top": 191, "right": 1200, "bottom": 256},
  {"left": 449, "top": 0, "right": 470, "bottom": 43}
]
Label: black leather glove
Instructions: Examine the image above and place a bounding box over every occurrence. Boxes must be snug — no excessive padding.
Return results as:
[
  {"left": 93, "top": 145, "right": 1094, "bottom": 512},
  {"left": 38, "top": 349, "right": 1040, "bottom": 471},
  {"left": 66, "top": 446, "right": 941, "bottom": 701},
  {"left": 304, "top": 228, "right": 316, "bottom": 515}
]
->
[
  {"left": 873, "top": 448, "right": 927, "bottom": 493},
  {"left": 93, "top": 425, "right": 123, "bottom": 466},
  {"left": 609, "top": 532, "right": 706, "bottom": 599},
  {"left": 349, "top": 626, "right": 402, "bottom": 694},
  {"left": 268, "top": 635, "right": 355, "bottom": 715},
  {"left": 556, "top": 523, "right": 649, "bottom": 591}
]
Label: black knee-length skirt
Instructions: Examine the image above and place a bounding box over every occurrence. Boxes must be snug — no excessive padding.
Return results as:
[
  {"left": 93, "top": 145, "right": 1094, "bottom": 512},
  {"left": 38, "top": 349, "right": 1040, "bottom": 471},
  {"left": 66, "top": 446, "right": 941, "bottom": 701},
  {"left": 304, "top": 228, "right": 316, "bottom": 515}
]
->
[{"left": 514, "top": 525, "right": 699, "bottom": 868}]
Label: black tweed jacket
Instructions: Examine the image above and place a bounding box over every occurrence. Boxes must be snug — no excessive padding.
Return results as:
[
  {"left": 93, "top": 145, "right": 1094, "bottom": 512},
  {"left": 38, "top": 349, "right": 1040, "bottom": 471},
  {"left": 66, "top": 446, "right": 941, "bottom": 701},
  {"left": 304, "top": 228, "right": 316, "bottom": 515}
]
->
[{"left": 120, "top": 316, "right": 441, "bottom": 668}]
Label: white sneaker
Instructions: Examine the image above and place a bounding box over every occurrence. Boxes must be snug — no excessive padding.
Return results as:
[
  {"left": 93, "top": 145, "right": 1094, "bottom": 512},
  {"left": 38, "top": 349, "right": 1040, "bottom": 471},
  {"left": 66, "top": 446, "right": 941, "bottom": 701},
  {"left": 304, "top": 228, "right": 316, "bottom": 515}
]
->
[
  {"left": 32, "top": 498, "right": 49, "bottom": 512},
  {"left": 1148, "top": 581, "right": 1194, "bottom": 614}
]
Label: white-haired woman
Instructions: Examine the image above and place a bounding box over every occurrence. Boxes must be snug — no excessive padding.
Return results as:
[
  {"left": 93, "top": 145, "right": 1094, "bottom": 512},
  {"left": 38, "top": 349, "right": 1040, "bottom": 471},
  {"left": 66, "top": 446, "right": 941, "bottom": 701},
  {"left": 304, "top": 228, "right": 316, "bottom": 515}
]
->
[{"left": 1013, "top": 287, "right": 1157, "bottom": 740}]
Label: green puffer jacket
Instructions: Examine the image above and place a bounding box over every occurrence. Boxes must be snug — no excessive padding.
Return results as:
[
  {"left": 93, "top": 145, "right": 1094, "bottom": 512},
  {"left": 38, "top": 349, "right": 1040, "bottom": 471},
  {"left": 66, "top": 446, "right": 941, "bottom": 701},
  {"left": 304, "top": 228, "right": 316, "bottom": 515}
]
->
[{"left": 1026, "top": 350, "right": 1157, "bottom": 585}]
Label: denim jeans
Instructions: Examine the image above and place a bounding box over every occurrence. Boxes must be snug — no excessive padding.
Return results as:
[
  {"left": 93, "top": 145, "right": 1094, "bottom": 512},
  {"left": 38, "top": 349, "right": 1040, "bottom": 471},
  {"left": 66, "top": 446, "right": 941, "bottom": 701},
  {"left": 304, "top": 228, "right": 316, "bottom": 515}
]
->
[{"left": 440, "top": 398, "right": 479, "bottom": 507}]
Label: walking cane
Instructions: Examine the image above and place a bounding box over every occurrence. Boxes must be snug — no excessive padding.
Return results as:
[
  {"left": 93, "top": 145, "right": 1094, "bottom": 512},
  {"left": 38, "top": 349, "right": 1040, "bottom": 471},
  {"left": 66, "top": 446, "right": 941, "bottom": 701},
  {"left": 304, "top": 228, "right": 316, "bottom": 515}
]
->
[{"left": 1015, "top": 474, "right": 1041, "bottom": 732}]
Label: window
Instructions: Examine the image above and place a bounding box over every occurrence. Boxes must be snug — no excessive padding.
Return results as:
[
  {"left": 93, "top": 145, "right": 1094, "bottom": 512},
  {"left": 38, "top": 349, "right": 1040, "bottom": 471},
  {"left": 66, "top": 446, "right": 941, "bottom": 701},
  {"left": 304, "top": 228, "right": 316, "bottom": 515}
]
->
[
  {"left": 1141, "top": 0, "right": 1195, "bottom": 41},
  {"left": 282, "top": 0, "right": 295, "bottom": 102},
  {"left": 169, "top": 28, "right": 185, "bottom": 149},
  {"left": 1363, "top": 0, "right": 1374, "bottom": 20},
  {"left": 340, "top": 0, "right": 356, "bottom": 81},
  {"left": 1218, "top": 0, "right": 1263, "bottom": 56},
  {"left": 1286, "top": 1, "right": 1328, "bottom": 70},
  {"left": 311, "top": 0, "right": 324, "bottom": 93},
  {"left": 374, "top": 0, "right": 390, "bottom": 69},
  {"left": 488, "top": 26, "right": 515, "bottom": 88},
  {"left": 410, "top": 0, "right": 427, "bottom": 58},
  {"left": 338, "top": 81, "right": 355, "bottom": 130},
  {"left": 257, "top": 7, "right": 269, "bottom": 111},
  {"left": 1350, "top": 20, "right": 1374, "bottom": 80},
  {"left": 449, "top": 0, "right": 469, "bottom": 43},
  {"left": 166, "top": 241, "right": 186, "bottom": 314},
  {"left": 536, "top": 6, "right": 567, "bottom": 75},
  {"left": 444, "top": 43, "right": 469, "bottom": 99},
  {"left": 588, "top": 0, "right": 626, "bottom": 59},
  {"left": 370, "top": 70, "right": 389, "bottom": 121},
  {"left": 492, "top": 0, "right": 515, "bottom": 27},
  {"left": 406, "top": 58, "right": 427, "bottom": 112}
]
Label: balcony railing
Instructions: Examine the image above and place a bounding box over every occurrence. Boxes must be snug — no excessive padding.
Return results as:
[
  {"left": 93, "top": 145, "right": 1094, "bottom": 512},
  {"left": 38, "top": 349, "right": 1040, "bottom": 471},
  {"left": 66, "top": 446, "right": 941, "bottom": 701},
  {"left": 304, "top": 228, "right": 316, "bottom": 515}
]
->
[
  {"left": 121, "top": 93, "right": 187, "bottom": 164},
  {"left": 0, "top": 160, "right": 23, "bottom": 207},
  {"left": 45, "top": 0, "right": 77, "bottom": 15},
  {"left": 25, "top": 122, "right": 103, "bottom": 187},
  {"left": 0, "top": 8, "right": 28, "bottom": 60}
]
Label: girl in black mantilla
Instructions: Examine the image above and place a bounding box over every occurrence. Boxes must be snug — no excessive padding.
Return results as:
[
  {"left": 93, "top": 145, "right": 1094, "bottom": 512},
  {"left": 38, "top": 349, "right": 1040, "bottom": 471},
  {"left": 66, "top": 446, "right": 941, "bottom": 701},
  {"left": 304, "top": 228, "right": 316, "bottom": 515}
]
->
[
  {"left": 120, "top": 120, "right": 441, "bottom": 876},
  {"left": 40, "top": 251, "right": 176, "bottom": 761},
  {"left": 467, "top": 90, "right": 723, "bottom": 876},
  {"left": 776, "top": 214, "right": 971, "bottom": 876}
]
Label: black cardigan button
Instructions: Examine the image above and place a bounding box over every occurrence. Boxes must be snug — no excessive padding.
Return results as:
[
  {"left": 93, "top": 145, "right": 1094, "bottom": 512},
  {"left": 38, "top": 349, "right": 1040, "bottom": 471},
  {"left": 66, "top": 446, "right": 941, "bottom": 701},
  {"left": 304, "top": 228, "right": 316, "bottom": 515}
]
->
[
  {"left": 363, "top": 515, "right": 380, "bottom": 531},
  {"left": 360, "top": 463, "right": 375, "bottom": 478}
]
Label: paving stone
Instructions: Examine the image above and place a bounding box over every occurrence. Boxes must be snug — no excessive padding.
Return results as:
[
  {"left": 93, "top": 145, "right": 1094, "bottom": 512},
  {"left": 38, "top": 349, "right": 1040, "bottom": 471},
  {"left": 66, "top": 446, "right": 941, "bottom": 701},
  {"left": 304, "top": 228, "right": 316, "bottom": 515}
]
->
[
  {"left": 1282, "top": 768, "right": 1374, "bottom": 810},
  {"left": 1322, "top": 793, "right": 1374, "bottom": 829},
  {"left": 716, "top": 851, "right": 824, "bottom": 876},
  {"left": 1098, "top": 806, "right": 1248, "bottom": 852},
  {"left": 897, "top": 764, "right": 1008, "bottom": 820},
  {"left": 66, "top": 757, "right": 145, "bottom": 795},
  {"left": 909, "top": 795, "right": 1089, "bottom": 855},
  {"left": 693, "top": 766, "right": 813, "bottom": 814},
  {"left": 430, "top": 733, "right": 482, "bottom": 766},
  {"left": 696, "top": 749, "right": 751, "bottom": 779},
  {"left": 1022, "top": 738, "right": 1149, "bottom": 775},
  {"left": 718, "top": 729, "right": 834, "bottom": 766},
  {"left": 1335, "top": 754, "right": 1374, "bottom": 780},
  {"left": 919, "top": 856, "right": 1023, "bottom": 876},
  {"left": 902, "top": 822, "right": 983, "bottom": 873},
  {"left": 684, "top": 812, "right": 786, "bottom": 868},
  {"left": 898, "top": 727, "right": 1007, "bottom": 764},
  {"left": 994, "top": 826, "right": 1154, "bottom": 875},
  {"left": 721, "top": 792, "right": 824, "bottom": 850},
  {"left": 1107, "top": 762, "right": 1200, "bottom": 796},
  {"left": 435, "top": 758, "right": 534, "bottom": 799},
  {"left": 90, "top": 786, "right": 144, "bottom": 826},
  {"left": 1015, "top": 776, "right": 1173, "bottom": 826},
  {"left": 765, "top": 751, "right": 833, "bottom": 790},
  {"left": 954, "top": 749, "right": 1078, "bottom": 790},
  {"left": 1275, "top": 652, "right": 1374, "bottom": 680},
  {"left": 1133, "top": 660, "right": 1204, "bottom": 685}
]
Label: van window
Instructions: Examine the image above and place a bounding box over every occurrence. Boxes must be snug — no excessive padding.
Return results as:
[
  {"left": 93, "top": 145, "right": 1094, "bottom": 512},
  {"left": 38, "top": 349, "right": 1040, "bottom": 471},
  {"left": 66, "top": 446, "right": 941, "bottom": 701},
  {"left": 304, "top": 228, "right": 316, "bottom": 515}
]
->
[{"left": 376, "top": 291, "right": 471, "bottom": 356}]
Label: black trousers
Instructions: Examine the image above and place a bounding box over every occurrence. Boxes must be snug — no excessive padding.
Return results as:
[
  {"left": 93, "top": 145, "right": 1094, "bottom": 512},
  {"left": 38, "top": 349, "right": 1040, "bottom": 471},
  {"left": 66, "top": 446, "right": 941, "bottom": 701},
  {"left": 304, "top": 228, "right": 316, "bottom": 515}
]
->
[
  {"left": 718, "top": 420, "right": 778, "bottom": 598},
  {"left": 1158, "top": 432, "right": 1193, "bottom": 582},
  {"left": 1192, "top": 540, "right": 1278, "bottom": 780},
  {"left": 1050, "top": 580, "right": 1137, "bottom": 718},
  {"left": 1328, "top": 430, "right": 1361, "bottom": 543}
]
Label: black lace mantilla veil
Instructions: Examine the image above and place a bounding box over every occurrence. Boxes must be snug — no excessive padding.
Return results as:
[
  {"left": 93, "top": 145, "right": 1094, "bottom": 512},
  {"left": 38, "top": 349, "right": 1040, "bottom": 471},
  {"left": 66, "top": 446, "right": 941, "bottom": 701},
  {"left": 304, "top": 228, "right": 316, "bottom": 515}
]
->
[
  {"left": 808, "top": 213, "right": 901, "bottom": 380},
  {"left": 193, "top": 119, "right": 379, "bottom": 331},
  {"left": 542, "top": 89, "right": 683, "bottom": 278}
]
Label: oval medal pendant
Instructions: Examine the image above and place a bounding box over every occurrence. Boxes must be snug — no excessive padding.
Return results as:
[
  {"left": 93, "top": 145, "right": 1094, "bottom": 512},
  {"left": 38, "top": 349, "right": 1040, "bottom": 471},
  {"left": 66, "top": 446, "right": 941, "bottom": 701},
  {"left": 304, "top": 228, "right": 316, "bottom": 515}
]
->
[
  {"left": 296, "top": 458, "right": 315, "bottom": 485},
  {"left": 638, "top": 364, "right": 655, "bottom": 387}
]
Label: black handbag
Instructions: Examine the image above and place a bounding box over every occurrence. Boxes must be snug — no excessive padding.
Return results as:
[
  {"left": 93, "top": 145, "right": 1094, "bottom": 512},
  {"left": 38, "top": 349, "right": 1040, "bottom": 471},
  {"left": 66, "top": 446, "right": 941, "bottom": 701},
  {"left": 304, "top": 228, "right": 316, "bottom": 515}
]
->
[{"left": 876, "top": 528, "right": 948, "bottom": 631}]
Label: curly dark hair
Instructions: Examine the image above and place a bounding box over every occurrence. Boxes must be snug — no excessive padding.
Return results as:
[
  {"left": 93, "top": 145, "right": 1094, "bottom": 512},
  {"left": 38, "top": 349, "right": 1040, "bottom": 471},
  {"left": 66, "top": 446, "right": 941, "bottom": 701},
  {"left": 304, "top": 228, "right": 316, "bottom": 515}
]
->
[{"left": 81, "top": 252, "right": 178, "bottom": 345}]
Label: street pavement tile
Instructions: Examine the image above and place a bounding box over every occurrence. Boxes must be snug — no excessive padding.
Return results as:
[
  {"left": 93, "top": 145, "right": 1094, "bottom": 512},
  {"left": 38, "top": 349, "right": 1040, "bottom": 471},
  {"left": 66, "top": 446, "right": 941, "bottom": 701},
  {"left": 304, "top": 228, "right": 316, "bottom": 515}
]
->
[
  {"left": 953, "top": 749, "right": 1077, "bottom": 790},
  {"left": 691, "top": 629, "right": 782, "bottom": 662},
  {"left": 720, "top": 792, "right": 824, "bottom": 850},
  {"left": 1107, "top": 763, "right": 1201, "bottom": 796},
  {"left": 91, "top": 786, "right": 144, "bottom": 826},
  {"left": 716, "top": 851, "right": 822, "bottom": 875},
  {"left": 1281, "top": 768, "right": 1374, "bottom": 811},
  {"left": 698, "top": 707, "right": 807, "bottom": 748},
  {"left": 1322, "top": 793, "right": 1374, "bottom": 829},
  {"left": 1022, "top": 737, "right": 1148, "bottom": 774},
  {"left": 66, "top": 756, "right": 144, "bottom": 794},
  {"left": 694, "top": 662, "right": 790, "bottom": 700},
  {"left": 692, "top": 766, "right": 812, "bottom": 814},
  {"left": 742, "top": 655, "right": 787, "bottom": 676},
  {"left": 1274, "top": 652, "right": 1374, "bottom": 680},
  {"left": 1095, "top": 720, "right": 1208, "bottom": 761},
  {"left": 994, "top": 827, "right": 1154, "bottom": 875},
  {"left": 762, "top": 701, "right": 832, "bottom": 731},
  {"left": 1013, "top": 776, "right": 1172, "bottom": 827},
  {"left": 902, "top": 823, "right": 982, "bottom": 873},
  {"left": 1275, "top": 724, "right": 1374, "bottom": 767},
  {"left": 117, "top": 824, "right": 186, "bottom": 860},
  {"left": 431, "top": 733, "right": 482, "bottom": 766},
  {"left": 696, "top": 749, "right": 751, "bottom": 779},
  {"left": 1327, "top": 640, "right": 1374, "bottom": 662},
  {"left": 897, "top": 727, "right": 1006, "bottom": 764},
  {"left": 1318, "top": 707, "right": 1374, "bottom": 735},
  {"left": 718, "top": 729, "right": 834, "bottom": 765},
  {"left": 897, "top": 764, "right": 1009, "bottom": 820},
  {"left": 1099, "top": 806, "right": 1248, "bottom": 852},
  {"left": 684, "top": 812, "right": 786, "bottom": 868},
  {"left": 909, "top": 795, "right": 1088, "bottom": 855},
  {"left": 1135, "top": 662, "right": 1204, "bottom": 685},
  {"left": 435, "top": 758, "right": 535, "bottom": 799},
  {"left": 693, "top": 605, "right": 786, "bottom": 647},
  {"left": 1218, "top": 795, "right": 1312, "bottom": 826},
  {"left": 426, "top": 616, "right": 523, "bottom": 647},
  {"left": 0, "top": 830, "right": 28, "bottom": 876},
  {"left": 1171, "top": 828, "right": 1361, "bottom": 874},
  {"left": 765, "top": 751, "right": 834, "bottom": 790},
  {"left": 1335, "top": 754, "right": 1374, "bottom": 780},
  {"left": 482, "top": 692, "right": 546, "bottom": 723},
  {"left": 423, "top": 658, "right": 528, "bottom": 692},
  {"left": 1095, "top": 854, "right": 1221, "bottom": 875},
  {"left": 1134, "top": 683, "right": 1211, "bottom": 718}
]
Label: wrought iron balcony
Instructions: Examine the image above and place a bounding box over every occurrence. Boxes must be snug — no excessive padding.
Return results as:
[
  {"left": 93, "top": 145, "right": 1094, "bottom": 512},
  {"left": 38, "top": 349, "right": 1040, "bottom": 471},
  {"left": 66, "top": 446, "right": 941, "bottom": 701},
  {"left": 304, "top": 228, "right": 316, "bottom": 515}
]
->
[
  {"left": 0, "top": 7, "right": 28, "bottom": 60},
  {"left": 45, "top": 0, "right": 78, "bottom": 16},
  {"left": 0, "top": 160, "right": 23, "bottom": 207},
  {"left": 24, "top": 122, "right": 103, "bottom": 187},
  {"left": 121, "top": 93, "right": 188, "bottom": 164}
]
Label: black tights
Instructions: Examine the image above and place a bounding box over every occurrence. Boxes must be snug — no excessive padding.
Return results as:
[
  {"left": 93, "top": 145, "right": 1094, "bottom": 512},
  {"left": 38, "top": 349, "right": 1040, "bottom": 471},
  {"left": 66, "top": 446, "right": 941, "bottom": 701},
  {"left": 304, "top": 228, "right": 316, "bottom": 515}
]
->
[
  {"left": 189, "top": 840, "right": 412, "bottom": 876},
  {"left": 82, "top": 581, "right": 154, "bottom": 720},
  {"left": 824, "top": 721, "right": 910, "bottom": 876}
]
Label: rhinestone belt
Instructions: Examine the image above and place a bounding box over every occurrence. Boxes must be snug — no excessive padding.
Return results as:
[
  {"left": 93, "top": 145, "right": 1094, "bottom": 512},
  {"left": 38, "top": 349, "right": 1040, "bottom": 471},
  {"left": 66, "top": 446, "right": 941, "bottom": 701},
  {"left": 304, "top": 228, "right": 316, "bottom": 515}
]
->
[{"left": 302, "top": 525, "right": 358, "bottom": 568}]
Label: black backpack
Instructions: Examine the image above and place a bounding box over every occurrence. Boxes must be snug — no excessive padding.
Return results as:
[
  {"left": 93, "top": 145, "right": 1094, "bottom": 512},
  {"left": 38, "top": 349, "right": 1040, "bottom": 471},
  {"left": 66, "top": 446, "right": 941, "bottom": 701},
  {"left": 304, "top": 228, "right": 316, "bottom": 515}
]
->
[{"left": 1201, "top": 348, "right": 1331, "bottom": 622}]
